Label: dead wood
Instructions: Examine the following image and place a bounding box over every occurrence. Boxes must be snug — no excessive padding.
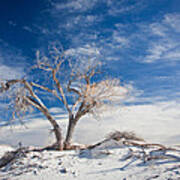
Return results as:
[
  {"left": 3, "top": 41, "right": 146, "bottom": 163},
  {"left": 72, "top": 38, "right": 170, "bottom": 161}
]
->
[
  {"left": 107, "top": 131, "right": 145, "bottom": 142},
  {"left": 0, "top": 148, "right": 29, "bottom": 168},
  {"left": 87, "top": 131, "right": 145, "bottom": 149}
]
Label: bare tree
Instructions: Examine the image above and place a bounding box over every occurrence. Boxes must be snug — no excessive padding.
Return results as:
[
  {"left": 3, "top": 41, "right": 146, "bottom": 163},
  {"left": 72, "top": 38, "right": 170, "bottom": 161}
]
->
[{"left": 0, "top": 45, "right": 128, "bottom": 150}]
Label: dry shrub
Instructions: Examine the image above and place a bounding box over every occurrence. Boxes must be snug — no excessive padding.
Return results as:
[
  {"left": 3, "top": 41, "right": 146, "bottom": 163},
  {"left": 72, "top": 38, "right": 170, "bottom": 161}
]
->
[{"left": 106, "top": 131, "right": 145, "bottom": 142}]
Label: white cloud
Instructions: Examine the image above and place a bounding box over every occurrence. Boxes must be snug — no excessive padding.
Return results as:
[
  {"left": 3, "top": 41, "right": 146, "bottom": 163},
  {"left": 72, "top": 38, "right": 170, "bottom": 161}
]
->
[
  {"left": 123, "top": 83, "right": 143, "bottom": 103},
  {"left": 141, "top": 13, "right": 180, "bottom": 63},
  {"left": 100, "top": 13, "right": 180, "bottom": 64},
  {"left": 164, "top": 14, "right": 180, "bottom": 32},
  {"left": 145, "top": 43, "right": 171, "bottom": 63},
  {"left": 165, "top": 51, "right": 180, "bottom": 60},
  {"left": 150, "top": 23, "right": 167, "bottom": 37},
  {"left": 107, "top": 0, "right": 145, "bottom": 16},
  {"left": 34, "top": 2, "right": 180, "bottom": 66},
  {"left": 8, "top": 21, "right": 17, "bottom": 27},
  {"left": 65, "top": 44, "right": 100, "bottom": 58},
  {"left": 0, "top": 43, "right": 26, "bottom": 79},
  {"left": 53, "top": 0, "right": 145, "bottom": 15},
  {"left": 108, "top": 4, "right": 135, "bottom": 16},
  {"left": 57, "top": 14, "right": 103, "bottom": 32},
  {"left": 49, "top": 107, "right": 64, "bottom": 114},
  {"left": 54, "top": 0, "right": 98, "bottom": 13},
  {"left": 64, "top": 44, "right": 102, "bottom": 76},
  {"left": 66, "top": 12, "right": 180, "bottom": 63},
  {"left": 0, "top": 64, "right": 24, "bottom": 79},
  {"left": 44, "top": 1, "right": 131, "bottom": 62},
  {"left": 112, "top": 31, "right": 129, "bottom": 48},
  {"left": 98, "top": 34, "right": 129, "bottom": 61},
  {"left": 23, "top": 26, "right": 33, "bottom": 33}
]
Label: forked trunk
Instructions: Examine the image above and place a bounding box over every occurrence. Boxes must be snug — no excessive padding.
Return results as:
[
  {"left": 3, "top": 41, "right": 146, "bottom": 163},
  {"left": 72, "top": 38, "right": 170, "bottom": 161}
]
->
[
  {"left": 64, "top": 117, "right": 78, "bottom": 149},
  {"left": 42, "top": 108, "right": 63, "bottom": 150}
]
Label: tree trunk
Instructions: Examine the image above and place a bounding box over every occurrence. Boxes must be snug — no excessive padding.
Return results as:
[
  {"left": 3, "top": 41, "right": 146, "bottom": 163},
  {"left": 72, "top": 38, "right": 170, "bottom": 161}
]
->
[
  {"left": 64, "top": 117, "right": 78, "bottom": 149},
  {"left": 42, "top": 108, "right": 64, "bottom": 150}
]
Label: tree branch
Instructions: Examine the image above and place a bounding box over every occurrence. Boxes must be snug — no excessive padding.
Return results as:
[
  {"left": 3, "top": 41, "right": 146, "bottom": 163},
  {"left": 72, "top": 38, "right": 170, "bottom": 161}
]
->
[
  {"left": 30, "top": 82, "right": 63, "bottom": 102},
  {"left": 52, "top": 69, "right": 72, "bottom": 116}
]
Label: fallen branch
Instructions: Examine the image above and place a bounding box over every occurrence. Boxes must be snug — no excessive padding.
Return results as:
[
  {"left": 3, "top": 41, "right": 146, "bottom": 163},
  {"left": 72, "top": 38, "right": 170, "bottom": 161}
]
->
[{"left": 0, "top": 147, "right": 29, "bottom": 168}]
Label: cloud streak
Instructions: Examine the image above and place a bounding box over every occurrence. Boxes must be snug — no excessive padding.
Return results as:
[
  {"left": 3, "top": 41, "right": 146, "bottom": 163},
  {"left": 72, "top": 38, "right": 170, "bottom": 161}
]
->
[
  {"left": 142, "top": 13, "right": 180, "bottom": 63},
  {"left": 0, "top": 41, "right": 26, "bottom": 80},
  {"left": 53, "top": 0, "right": 99, "bottom": 13}
]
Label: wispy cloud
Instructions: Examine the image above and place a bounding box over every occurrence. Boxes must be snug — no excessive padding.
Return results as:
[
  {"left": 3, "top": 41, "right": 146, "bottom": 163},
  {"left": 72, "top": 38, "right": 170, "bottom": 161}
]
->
[
  {"left": 65, "top": 44, "right": 100, "bottom": 58},
  {"left": 33, "top": 1, "right": 140, "bottom": 63},
  {"left": 142, "top": 13, "right": 180, "bottom": 63},
  {"left": 164, "top": 13, "right": 180, "bottom": 32},
  {"left": 22, "top": 26, "right": 33, "bottom": 33},
  {"left": 28, "top": 1, "right": 180, "bottom": 65},
  {"left": 0, "top": 65, "right": 24, "bottom": 79},
  {"left": 53, "top": 0, "right": 99, "bottom": 13},
  {"left": 8, "top": 21, "right": 17, "bottom": 27},
  {"left": 101, "top": 13, "right": 180, "bottom": 64},
  {"left": 56, "top": 14, "right": 103, "bottom": 34},
  {"left": 107, "top": 0, "right": 146, "bottom": 16},
  {"left": 0, "top": 41, "right": 26, "bottom": 80}
]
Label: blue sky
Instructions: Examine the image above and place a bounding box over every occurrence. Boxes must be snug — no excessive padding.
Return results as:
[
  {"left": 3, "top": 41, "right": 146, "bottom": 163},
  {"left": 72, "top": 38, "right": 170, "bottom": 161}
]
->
[{"left": 0, "top": 0, "right": 180, "bottom": 110}]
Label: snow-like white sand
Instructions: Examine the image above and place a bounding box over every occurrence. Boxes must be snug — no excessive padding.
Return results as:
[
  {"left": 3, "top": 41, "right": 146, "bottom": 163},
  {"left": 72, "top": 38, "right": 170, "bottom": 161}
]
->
[
  {"left": 0, "top": 139, "right": 180, "bottom": 180},
  {"left": 0, "top": 101, "right": 180, "bottom": 179}
]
